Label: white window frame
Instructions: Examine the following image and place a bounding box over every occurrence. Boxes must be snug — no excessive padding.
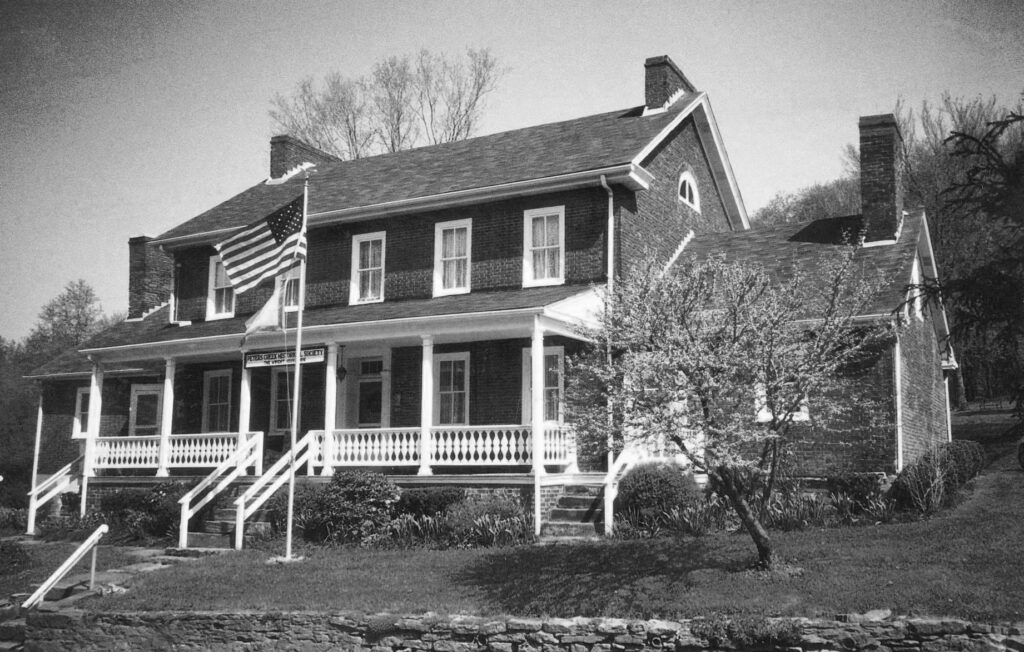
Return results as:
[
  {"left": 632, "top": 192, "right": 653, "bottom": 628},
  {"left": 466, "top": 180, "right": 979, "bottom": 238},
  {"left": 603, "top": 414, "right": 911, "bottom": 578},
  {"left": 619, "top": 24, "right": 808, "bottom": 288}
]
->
[
  {"left": 350, "top": 231, "right": 386, "bottom": 305},
  {"left": 434, "top": 351, "right": 470, "bottom": 425},
  {"left": 433, "top": 218, "right": 472, "bottom": 296},
  {"left": 72, "top": 387, "right": 90, "bottom": 439},
  {"left": 206, "top": 256, "right": 235, "bottom": 320},
  {"left": 269, "top": 368, "right": 294, "bottom": 437},
  {"left": 202, "top": 369, "right": 233, "bottom": 433},
  {"left": 522, "top": 206, "right": 565, "bottom": 287},
  {"left": 129, "top": 384, "right": 164, "bottom": 437},
  {"left": 280, "top": 267, "right": 300, "bottom": 313},
  {"left": 521, "top": 346, "right": 565, "bottom": 423},
  {"left": 678, "top": 170, "right": 701, "bottom": 212},
  {"left": 755, "top": 382, "right": 809, "bottom": 423}
]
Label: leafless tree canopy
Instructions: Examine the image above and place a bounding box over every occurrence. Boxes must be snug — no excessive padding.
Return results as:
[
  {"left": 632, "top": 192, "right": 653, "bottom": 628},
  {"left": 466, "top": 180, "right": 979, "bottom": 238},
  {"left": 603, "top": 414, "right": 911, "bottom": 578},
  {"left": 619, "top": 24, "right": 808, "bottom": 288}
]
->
[{"left": 270, "top": 48, "right": 502, "bottom": 160}]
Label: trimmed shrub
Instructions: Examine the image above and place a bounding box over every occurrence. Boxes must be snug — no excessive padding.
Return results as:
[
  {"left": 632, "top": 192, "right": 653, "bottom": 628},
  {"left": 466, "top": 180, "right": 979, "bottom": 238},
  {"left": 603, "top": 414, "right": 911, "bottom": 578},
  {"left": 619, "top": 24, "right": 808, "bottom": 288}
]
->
[
  {"left": 396, "top": 487, "right": 465, "bottom": 517},
  {"left": 265, "top": 484, "right": 321, "bottom": 535},
  {"left": 616, "top": 461, "right": 702, "bottom": 526},
  {"left": 891, "top": 440, "right": 987, "bottom": 514},
  {"left": 0, "top": 506, "right": 27, "bottom": 533},
  {"left": 304, "top": 471, "right": 399, "bottom": 544}
]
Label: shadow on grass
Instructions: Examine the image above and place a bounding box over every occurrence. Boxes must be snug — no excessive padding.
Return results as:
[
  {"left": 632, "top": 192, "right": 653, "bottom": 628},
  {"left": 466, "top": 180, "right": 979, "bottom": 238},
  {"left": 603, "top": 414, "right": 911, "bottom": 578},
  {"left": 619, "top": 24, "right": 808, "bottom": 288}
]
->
[{"left": 455, "top": 535, "right": 756, "bottom": 618}]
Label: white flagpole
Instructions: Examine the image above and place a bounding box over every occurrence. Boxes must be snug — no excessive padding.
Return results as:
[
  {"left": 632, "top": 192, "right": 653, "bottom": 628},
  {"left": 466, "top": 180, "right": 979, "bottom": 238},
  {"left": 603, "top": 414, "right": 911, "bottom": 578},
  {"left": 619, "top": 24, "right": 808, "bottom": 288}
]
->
[{"left": 284, "top": 177, "right": 309, "bottom": 561}]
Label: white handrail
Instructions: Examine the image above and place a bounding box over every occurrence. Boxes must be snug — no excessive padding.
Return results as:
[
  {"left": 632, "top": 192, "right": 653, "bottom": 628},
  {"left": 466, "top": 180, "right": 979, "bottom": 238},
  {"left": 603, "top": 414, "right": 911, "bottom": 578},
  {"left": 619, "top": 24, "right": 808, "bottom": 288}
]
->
[
  {"left": 26, "top": 455, "right": 83, "bottom": 535},
  {"left": 177, "top": 432, "right": 262, "bottom": 549},
  {"left": 233, "top": 430, "right": 317, "bottom": 550},
  {"left": 22, "top": 523, "right": 108, "bottom": 610}
]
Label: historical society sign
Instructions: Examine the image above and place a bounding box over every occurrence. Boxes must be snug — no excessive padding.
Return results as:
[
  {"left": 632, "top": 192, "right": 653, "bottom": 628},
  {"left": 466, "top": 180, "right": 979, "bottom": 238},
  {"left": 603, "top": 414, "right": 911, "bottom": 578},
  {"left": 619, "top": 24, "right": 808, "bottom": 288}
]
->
[{"left": 244, "top": 346, "right": 326, "bottom": 368}]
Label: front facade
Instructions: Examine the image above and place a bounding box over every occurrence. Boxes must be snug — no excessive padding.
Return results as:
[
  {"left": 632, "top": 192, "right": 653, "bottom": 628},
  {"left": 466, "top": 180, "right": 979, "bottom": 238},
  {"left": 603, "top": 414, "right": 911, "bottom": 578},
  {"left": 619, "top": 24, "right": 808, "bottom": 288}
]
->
[{"left": 27, "top": 58, "right": 953, "bottom": 535}]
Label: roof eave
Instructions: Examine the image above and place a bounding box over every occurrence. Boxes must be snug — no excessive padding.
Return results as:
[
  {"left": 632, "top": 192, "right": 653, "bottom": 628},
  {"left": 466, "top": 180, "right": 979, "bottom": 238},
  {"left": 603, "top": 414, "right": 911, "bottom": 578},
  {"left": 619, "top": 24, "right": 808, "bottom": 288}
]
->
[{"left": 153, "top": 164, "right": 652, "bottom": 249}]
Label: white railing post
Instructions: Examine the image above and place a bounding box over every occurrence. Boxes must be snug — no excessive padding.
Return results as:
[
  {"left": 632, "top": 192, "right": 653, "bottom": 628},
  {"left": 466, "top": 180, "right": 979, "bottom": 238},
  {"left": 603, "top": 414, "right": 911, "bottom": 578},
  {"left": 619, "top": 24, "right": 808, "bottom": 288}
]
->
[
  {"left": 531, "top": 317, "right": 545, "bottom": 475},
  {"left": 81, "top": 362, "right": 104, "bottom": 516},
  {"left": 321, "top": 343, "right": 339, "bottom": 476},
  {"left": 419, "top": 336, "right": 434, "bottom": 476},
  {"left": 157, "top": 358, "right": 175, "bottom": 477}
]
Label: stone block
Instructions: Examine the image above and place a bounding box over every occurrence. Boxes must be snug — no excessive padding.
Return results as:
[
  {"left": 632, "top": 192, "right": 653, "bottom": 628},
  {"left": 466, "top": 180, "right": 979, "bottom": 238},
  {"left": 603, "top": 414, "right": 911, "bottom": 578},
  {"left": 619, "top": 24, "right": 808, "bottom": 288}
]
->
[
  {"left": 398, "top": 618, "right": 432, "bottom": 633},
  {"left": 527, "top": 630, "right": 560, "bottom": 645},
  {"left": 613, "top": 634, "right": 646, "bottom": 647},
  {"left": 488, "top": 643, "right": 514, "bottom": 652},
  {"left": 647, "top": 620, "right": 683, "bottom": 638},
  {"left": 479, "top": 621, "right": 507, "bottom": 635},
  {"left": 597, "top": 619, "right": 628, "bottom": 635},
  {"left": 507, "top": 618, "right": 543, "bottom": 632},
  {"left": 542, "top": 618, "right": 575, "bottom": 634},
  {"left": 433, "top": 639, "right": 477, "bottom": 652},
  {"left": 562, "top": 635, "right": 607, "bottom": 645}
]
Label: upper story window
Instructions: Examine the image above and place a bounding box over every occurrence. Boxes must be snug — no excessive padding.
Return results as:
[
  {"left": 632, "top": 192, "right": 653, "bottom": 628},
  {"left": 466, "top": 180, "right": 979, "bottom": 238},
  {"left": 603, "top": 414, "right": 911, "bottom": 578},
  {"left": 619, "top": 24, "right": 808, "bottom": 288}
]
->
[
  {"left": 202, "top": 369, "right": 233, "bottom": 432},
  {"left": 280, "top": 268, "right": 300, "bottom": 313},
  {"left": 678, "top": 170, "right": 700, "bottom": 212},
  {"left": 523, "top": 206, "right": 565, "bottom": 287},
  {"left": 434, "top": 219, "right": 472, "bottom": 296},
  {"left": 206, "top": 256, "right": 235, "bottom": 320},
  {"left": 350, "top": 232, "right": 385, "bottom": 304}
]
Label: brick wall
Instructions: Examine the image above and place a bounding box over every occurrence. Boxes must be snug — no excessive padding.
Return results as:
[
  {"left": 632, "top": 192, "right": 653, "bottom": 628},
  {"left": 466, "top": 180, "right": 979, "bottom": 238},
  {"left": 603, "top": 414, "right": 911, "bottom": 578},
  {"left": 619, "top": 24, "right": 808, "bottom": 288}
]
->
[
  {"left": 619, "top": 116, "right": 733, "bottom": 273},
  {"left": 898, "top": 305, "right": 950, "bottom": 466},
  {"left": 127, "top": 236, "right": 173, "bottom": 318}
]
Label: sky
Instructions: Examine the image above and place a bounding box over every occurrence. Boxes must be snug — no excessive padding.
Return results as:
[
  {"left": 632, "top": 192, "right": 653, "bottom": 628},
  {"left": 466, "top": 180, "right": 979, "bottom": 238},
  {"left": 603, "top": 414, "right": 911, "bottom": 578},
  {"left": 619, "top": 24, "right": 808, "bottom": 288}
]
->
[{"left": 1, "top": 0, "right": 1022, "bottom": 340}]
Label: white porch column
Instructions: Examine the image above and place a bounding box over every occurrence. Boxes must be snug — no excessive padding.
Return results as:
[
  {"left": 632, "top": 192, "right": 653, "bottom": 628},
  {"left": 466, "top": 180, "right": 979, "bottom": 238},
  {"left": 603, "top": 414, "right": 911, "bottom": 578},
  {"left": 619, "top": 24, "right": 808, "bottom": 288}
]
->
[
  {"left": 419, "top": 336, "right": 434, "bottom": 476},
  {"left": 26, "top": 394, "right": 44, "bottom": 534},
  {"left": 156, "top": 358, "right": 175, "bottom": 477},
  {"left": 531, "top": 316, "right": 546, "bottom": 475},
  {"left": 81, "top": 362, "right": 104, "bottom": 516},
  {"left": 238, "top": 363, "right": 252, "bottom": 474},
  {"left": 321, "top": 343, "right": 340, "bottom": 476}
]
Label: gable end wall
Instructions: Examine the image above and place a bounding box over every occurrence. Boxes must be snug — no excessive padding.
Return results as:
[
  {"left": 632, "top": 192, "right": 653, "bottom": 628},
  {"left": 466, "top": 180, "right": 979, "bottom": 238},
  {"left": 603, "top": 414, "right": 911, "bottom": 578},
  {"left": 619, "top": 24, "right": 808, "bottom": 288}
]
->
[{"left": 899, "top": 303, "right": 950, "bottom": 465}]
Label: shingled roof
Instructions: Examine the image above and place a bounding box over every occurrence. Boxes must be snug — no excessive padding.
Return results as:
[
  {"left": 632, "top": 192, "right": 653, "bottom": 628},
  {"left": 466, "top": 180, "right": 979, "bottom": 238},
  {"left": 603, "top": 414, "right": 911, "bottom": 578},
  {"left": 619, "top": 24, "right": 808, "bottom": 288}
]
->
[
  {"left": 155, "top": 96, "right": 703, "bottom": 244},
  {"left": 685, "top": 210, "right": 927, "bottom": 317}
]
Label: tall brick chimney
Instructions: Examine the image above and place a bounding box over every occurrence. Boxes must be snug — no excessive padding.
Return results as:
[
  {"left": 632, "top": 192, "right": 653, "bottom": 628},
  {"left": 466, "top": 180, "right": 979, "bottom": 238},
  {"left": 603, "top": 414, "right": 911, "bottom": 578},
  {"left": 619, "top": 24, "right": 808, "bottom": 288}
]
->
[
  {"left": 644, "top": 55, "right": 696, "bottom": 110},
  {"left": 269, "top": 135, "right": 340, "bottom": 179},
  {"left": 128, "top": 236, "right": 173, "bottom": 319},
  {"left": 859, "top": 114, "right": 905, "bottom": 243}
]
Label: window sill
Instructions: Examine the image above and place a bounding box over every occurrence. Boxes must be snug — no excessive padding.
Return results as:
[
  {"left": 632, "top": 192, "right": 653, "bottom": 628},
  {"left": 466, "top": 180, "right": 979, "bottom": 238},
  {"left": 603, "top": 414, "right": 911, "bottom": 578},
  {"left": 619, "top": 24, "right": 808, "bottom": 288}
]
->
[
  {"left": 433, "top": 287, "right": 470, "bottom": 298},
  {"left": 523, "top": 277, "right": 565, "bottom": 288},
  {"left": 350, "top": 297, "right": 385, "bottom": 306},
  {"left": 205, "top": 312, "right": 235, "bottom": 321}
]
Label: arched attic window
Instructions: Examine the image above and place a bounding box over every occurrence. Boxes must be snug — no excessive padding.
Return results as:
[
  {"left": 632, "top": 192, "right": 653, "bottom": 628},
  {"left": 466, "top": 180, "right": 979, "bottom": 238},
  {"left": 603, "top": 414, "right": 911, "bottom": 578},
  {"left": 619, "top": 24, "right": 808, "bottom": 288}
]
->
[{"left": 678, "top": 170, "right": 700, "bottom": 212}]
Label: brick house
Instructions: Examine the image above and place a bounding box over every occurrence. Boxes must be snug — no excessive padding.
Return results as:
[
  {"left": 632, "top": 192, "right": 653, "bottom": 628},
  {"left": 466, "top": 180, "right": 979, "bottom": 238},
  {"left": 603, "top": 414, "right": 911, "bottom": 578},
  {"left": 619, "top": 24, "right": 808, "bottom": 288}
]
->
[{"left": 25, "top": 56, "right": 953, "bottom": 540}]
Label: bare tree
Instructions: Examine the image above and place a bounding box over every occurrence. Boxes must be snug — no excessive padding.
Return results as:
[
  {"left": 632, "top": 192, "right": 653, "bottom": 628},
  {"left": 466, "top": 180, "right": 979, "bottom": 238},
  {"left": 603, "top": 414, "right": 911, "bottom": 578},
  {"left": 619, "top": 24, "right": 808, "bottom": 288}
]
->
[
  {"left": 567, "top": 251, "right": 889, "bottom": 569},
  {"left": 270, "top": 48, "right": 503, "bottom": 159}
]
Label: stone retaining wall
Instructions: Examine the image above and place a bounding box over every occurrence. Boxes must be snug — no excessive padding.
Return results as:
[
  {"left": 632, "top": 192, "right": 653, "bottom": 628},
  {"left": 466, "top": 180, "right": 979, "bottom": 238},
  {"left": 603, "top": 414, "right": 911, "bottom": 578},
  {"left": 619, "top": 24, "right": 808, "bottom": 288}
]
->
[{"left": 24, "top": 610, "right": 1024, "bottom": 652}]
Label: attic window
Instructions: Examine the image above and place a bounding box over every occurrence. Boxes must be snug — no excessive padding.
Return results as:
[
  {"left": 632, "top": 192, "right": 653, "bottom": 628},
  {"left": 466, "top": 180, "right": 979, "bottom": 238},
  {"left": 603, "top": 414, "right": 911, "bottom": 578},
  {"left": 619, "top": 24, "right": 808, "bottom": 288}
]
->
[{"left": 678, "top": 171, "right": 700, "bottom": 212}]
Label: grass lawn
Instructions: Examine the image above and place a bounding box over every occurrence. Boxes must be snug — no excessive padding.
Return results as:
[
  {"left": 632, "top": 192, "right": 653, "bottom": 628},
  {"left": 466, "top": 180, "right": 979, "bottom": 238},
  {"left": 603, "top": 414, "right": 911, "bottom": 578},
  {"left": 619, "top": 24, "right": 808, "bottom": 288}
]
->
[
  {"left": 0, "top": 541, "right": 142, "bottom": 597},
  {"left": 93, "top": 452, "right": 1024, "bottom": 623}
]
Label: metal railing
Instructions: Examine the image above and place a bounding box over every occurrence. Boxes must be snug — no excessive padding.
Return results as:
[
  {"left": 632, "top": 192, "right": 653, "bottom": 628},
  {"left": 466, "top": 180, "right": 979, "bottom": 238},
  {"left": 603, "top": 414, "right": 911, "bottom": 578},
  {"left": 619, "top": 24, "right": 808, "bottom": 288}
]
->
[
  {"left": 26, "top": 455, "right": 83, "bottom": 535},
  {"left": 22, "top": 523, "right": 108, "bottom": 610},
  {"left": 177, "top": 432, "right": 263, "bottom": 549}
]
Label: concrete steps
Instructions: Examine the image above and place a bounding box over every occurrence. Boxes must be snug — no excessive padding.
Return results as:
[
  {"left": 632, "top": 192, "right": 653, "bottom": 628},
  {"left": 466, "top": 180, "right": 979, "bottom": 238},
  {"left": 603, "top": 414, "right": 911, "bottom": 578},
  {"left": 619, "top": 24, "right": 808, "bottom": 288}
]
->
[{"left": 539, "top": 484, "right": 605, "bottom": 542}]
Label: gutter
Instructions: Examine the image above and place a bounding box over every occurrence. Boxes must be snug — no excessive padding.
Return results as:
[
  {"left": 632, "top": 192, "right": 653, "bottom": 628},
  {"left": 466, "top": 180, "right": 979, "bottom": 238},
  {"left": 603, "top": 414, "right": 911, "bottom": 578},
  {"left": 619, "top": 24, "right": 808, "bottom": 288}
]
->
[{"left": 599, "top": 175, "right": 615, "bottom": 291}]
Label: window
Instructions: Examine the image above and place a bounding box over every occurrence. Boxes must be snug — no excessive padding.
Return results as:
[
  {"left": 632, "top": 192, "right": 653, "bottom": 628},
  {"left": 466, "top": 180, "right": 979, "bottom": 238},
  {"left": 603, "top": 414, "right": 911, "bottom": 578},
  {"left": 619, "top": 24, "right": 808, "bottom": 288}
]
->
[
  {"left": 678, "top": 170, "right": 700, "bottom": 212},
  {"left": 202, "top": 370, "right": 233, "bottom": 432},
  {"left": 433, "top": 219, "right": 472, "bottom": 296},
  {"left": 523, "top": 206, "right": 565, "bottom": 287},
  {"left": 206, "top": 256, "right": 235, "bottom": 320},
  {"left": 521, "top": 346, "right": 565, "bottom": 422},
  {"left": 72, "top": 388, "right": 90, "bottom": 439},
  {"left": 755, "top": 382, "right": 809, "bottom": 423},
  {"left": 269, "top": 369, "right": 294, "bottom": 436},
  {"left": 350, "top": 232, "right": 385, "bottom": 304},
  {"left": 129, "top": 384, "right": 163, "bottom": 437},
  {"left": 435, "top": 352, "right": 469, "bottom": 425},
  {"left": 280, "top": 268, "right": 300, "bottom": 313},
  {"left": 357, "top": 359, "right": 384, "bottom": 427}
]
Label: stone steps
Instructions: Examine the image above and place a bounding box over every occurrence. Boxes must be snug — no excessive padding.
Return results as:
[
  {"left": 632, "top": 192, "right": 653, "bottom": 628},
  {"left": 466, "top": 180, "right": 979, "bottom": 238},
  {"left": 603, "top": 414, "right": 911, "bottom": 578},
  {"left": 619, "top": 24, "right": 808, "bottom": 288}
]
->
[{"left": 539, "top": 484, "right": 605, "bottom": 542}]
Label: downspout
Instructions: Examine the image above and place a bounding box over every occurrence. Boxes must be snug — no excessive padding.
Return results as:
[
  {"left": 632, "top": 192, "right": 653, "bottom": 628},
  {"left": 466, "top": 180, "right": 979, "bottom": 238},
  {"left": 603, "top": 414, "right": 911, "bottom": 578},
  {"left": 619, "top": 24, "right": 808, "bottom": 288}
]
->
[
  {"left": 893, "top": 334, "right": 904, "bottom": 472},
  {"left": 600, "top": 175, "right": 616, "bottom": 474}
]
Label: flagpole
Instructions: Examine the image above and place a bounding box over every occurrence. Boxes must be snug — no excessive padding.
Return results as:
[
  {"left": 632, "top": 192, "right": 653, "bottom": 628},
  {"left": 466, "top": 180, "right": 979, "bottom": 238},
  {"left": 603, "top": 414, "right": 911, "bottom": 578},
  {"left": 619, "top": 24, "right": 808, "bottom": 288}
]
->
[{"left": 284, "top": 177, "right": 309, "bottom": 561}]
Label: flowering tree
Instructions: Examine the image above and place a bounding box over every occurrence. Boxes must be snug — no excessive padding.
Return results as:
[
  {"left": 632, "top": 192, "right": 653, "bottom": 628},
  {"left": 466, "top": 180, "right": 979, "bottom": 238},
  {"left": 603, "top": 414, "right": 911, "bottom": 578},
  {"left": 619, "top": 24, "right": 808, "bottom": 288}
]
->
[{"left": 567, "top": 250, "right": 891, "bottom": 568}]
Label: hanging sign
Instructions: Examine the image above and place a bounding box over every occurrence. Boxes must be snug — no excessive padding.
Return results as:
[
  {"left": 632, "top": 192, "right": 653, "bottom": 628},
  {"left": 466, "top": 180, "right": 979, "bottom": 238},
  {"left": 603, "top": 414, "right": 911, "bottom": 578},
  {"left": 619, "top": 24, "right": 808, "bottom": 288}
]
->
[{"left": 245, "top": 346, "right": 326, "bottom": 368}]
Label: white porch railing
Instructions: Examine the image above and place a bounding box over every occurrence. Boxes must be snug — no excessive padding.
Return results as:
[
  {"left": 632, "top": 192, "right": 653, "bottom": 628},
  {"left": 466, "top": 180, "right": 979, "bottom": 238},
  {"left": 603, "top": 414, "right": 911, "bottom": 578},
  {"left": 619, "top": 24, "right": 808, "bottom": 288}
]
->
[
  {"left": 26, "top": 455, "right": 83, "bottom": 535},
  {"left": 93, "top": 433, "right": 256, "bottom": 471},
  {"left": 431, "top": 426, "right": 532, "bottom": 466},
  {"left": 542, "top": 424, "right": 574, "bottom": 465},
  {"left": 317, "top": 428, "right": 421, "bottom": 467}
]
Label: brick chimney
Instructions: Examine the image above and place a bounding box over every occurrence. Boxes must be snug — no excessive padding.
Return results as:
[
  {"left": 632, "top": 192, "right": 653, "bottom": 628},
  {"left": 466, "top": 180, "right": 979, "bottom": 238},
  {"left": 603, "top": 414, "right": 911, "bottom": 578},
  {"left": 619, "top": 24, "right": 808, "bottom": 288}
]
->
[
  {"left": 644, "top": 55, "right": 696, "bottom": 110},
  {"left": 128, "top": 236, "right": 173, "bottom": 319},
  {"left": 859, "top": 114, "right": 905, "bottom": 243},
  {"left": 269, "top": 135, "right": 340, "bottom": 179}
]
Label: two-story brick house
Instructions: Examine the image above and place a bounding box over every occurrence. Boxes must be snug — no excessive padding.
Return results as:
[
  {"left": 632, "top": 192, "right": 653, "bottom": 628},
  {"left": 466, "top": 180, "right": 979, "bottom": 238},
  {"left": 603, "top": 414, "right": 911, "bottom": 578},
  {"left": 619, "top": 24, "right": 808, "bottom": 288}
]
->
[{"left": 25, "top": 56, "right": 953, "bottom": 541}]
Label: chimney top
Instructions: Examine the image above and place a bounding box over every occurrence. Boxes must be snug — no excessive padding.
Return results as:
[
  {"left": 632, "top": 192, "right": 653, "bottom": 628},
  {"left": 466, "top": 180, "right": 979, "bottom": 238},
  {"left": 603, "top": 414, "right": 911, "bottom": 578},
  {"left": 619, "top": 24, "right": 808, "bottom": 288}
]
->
[
  {"left": 269, "top": 135, "right": 340, "bottom": 179},
  {"left": 859, "top": 113, "right": 905, "bottom": 243},
  {"left": 644, "top": 55, "right": 696, "bottom": 110}
]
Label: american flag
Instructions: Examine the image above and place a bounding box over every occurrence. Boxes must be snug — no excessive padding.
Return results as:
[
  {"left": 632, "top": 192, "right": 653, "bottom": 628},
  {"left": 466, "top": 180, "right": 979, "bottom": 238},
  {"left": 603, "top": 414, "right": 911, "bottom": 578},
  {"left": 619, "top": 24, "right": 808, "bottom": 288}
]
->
[{"left": 215, "top": 194, "right": 306, "bottom": 294}]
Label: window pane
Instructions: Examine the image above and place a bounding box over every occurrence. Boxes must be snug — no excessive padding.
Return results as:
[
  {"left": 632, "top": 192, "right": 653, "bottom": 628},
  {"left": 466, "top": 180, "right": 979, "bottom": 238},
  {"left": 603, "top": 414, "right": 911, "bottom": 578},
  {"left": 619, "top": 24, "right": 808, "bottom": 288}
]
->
[
  {"left": 214, "top": 262, "right": 229, "bottom": 287},
  {"left": 442, "top": 229, "right": 454, "bottom": 258},
  {"left": 451, "top": 393, "right": 465, "bottom": 424},
  {"left": 544, "top": 354, "right": 559, "bottom": 387},
  {"left": 545, "top": 388, "right": 559, "bottom": 421},
  {"left": 545, "top": 215, "right": 559, "bottom": 246},
  {"left": 545, "top": 249, "right": 560, "bottom": 278},
  {"left": 452, "top": 360, "right": 465, "bottom": 388},
  {"left": 532, "top": 250, "right": 546, "bottom": 279},
  {"left": 439, "top": 393, "right": 454, "bottom": 424},
  {"left": 452, "top": 228, "right": 466, "bottom": 256},
  {"left": 439, "top": 360, "right": 453, "bottom": 392},
  {"left": 532, "top": 217, "right": 545, "bottom": 247},
  {"left": 284, "top": 278, "right": 299, "bottom": 306}
]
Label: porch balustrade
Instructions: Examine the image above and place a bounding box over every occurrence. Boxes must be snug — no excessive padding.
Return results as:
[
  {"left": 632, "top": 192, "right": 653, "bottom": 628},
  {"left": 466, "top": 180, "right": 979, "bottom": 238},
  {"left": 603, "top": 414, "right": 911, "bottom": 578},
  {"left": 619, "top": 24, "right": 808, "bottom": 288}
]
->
[{"left": 92, "top": 432, "right": 258, "bottom": 471}]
